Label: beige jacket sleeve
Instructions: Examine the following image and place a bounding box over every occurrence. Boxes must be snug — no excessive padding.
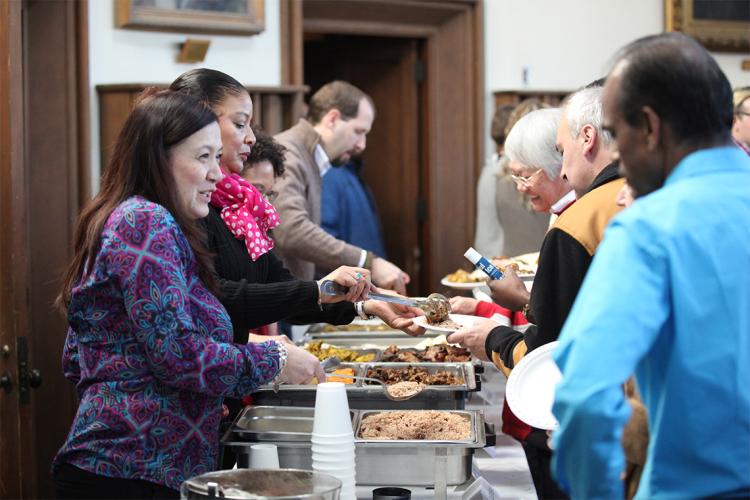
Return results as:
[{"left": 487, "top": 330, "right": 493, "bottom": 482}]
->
[{"left": 272, "top": 147, "right": 364, "bottom": 277}]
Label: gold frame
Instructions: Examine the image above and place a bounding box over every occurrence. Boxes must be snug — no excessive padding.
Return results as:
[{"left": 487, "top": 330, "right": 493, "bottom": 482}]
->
[
  {"left": 665, "top": 0, "right": 750, "bottom": 52},
  {"left": 116, "top": 0, "right": 265, "bottom": 36}
]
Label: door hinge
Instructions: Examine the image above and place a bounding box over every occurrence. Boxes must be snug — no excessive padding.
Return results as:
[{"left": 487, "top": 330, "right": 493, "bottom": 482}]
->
[
  {"left": 416, "top": 199, "right": 428, "bottom": 222},
  {"left": 413, "top": 59, "right": 425, "bottom": 85}
]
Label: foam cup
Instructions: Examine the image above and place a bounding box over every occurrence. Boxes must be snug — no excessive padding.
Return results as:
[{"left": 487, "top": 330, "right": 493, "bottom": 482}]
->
[
  {"left": 313, "top": 382, "right": 353, "bottom": 436},
  {"left": 246, "top": 443, "right": 279, "bottom": 469}
]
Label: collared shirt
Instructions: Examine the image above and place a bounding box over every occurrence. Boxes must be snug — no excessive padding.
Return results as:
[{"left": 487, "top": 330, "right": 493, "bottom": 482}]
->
[
  {"left": 314, "top": 144, "right": 367, "bottom": 266},
  {"left": 552, "top": 147, "right": 750, "bottom": 499},
  {"left": 550, "top": 189, "right": 577, "bottom": 215},
  {"left": 314, "top": 143, "right": 332, "bottom": 178}
]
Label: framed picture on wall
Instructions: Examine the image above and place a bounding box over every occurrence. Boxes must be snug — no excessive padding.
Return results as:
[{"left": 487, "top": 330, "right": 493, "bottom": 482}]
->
[
  {"left": 116, "top": 0, "right": 265, "bottom": 36},
  {"left": 665, "top": 0, "right": 750, "bottom": 52}
]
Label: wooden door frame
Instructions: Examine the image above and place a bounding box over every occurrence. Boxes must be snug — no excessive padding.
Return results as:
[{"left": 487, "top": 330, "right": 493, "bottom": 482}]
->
[
  {"left": 0, "top": 0, "right": 33, "bottom": 497},
  {"left": 0, "top": 0, "right": 90, "bottom": 496},
  {"left": 281, "top": 0, "right": 484, "bottom": 290}
]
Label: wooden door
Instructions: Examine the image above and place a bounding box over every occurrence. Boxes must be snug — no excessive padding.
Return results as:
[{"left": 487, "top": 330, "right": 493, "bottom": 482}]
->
[
  {"left": 1, "top": 3, "right": 34, "bottom": 497},
  {"left": 286, "top": 0, "right": 484, "bottom": 292},
  {"left": 304, "top": 36, "right": 424, "bottom": 293},
  {"left": 0, "top": 0, "right": 88, "bottom": 497}
]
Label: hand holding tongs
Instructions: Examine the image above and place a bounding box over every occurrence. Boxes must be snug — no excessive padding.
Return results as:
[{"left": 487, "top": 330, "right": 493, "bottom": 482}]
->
[{"left": 319, "top": 280, "right": 451, "bottom": 322}]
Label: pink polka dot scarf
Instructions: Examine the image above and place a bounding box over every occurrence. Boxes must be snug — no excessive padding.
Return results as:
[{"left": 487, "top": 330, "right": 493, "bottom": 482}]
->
[{"left": 210, "top": 171, "right": 280, "bottom": 261}]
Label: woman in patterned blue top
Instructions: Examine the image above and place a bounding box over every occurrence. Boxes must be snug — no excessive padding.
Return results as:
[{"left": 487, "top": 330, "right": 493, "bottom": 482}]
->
[{"left": 51, "top": 90, "right": 324, "bottom": 498}]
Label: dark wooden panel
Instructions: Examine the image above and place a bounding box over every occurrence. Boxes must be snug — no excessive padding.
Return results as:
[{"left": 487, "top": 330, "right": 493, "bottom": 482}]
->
[
  {"left": 422, "top": 8, "right": 483, "bottom": 292},
  {"left": 24, "top": 0, "right": 86, "bottom": 496},
  {"left": 97, "top": 84, "right": 309, "bottom": 170},
  {"left": 0, "top": 1, "right": 32, "bottom": 497}
]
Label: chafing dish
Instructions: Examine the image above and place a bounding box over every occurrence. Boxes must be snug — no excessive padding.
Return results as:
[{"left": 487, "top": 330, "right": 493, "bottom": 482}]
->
[
  {"left": 353, "top": 409, "right": 486, "bottom": 485},
  {"left": 250, "top": 362, "right": 478, "bottom": 410}
]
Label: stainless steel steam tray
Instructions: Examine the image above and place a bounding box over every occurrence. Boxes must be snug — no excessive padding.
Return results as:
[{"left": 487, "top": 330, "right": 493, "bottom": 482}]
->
[
  {"left": 251, "top": 362, "right": 477, "bottom": 410},
  {"left": 223, "top": 408, "right": 487, "bottom": 486},
  {"left": 230, "top": 405, "right": 355, "bottom": 442}
]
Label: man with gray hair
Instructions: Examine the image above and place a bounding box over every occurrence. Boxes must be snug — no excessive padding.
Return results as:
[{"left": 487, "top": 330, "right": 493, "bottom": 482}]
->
[
  {"left": 448, "top": 98, "right": 625, "bottom": 497},
  {"left": 557, "top": 85, "right": 617, "bottom": 198}
]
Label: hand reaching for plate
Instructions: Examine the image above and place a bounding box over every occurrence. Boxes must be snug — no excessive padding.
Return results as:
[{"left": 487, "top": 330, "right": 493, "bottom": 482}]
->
[
  {"left": 445, "top": 317, "right": 500, "bottom": 362},
  {"left": 449, "top": 296, "right": 479, "bottom": 315}
]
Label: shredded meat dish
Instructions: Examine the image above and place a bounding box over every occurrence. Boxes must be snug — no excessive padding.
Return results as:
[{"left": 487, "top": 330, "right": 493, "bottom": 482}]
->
[
  {"left": 358, "top": 410, "right": 471, "bottom": 440},
  {"left": 366, "top": 366, "right": 463, "bottom": 385},
  {"left": 379, "top": 344, "right": 471, "bottom": 363}
]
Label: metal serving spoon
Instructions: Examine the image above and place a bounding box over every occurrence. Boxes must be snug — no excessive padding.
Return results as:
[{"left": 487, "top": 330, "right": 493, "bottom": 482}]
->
[
  {"left": 321, "top": 358, "right": 424, "bottom": 402},
  {"left": 319, "top": 281, "right": 451, "bottom": 323},
  {"left": 323, "top": 373, "right": 425, "bottom": 402}
]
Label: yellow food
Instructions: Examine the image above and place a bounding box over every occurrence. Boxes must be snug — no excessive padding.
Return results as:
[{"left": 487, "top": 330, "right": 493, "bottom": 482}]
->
[
  {"left": 305, "top": 340, "right": 375, "bottom": 363},
  {"left": 445, "top": 268, "right": 485, "bottom": 283},
  {"left": 311, "top": 368, "right": 356, "bottom": 385}
]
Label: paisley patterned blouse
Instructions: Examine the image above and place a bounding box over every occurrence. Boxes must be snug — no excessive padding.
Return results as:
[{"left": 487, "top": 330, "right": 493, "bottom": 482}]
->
[{"left": 53, "top": 196, "right": 281, "bottom": 490}]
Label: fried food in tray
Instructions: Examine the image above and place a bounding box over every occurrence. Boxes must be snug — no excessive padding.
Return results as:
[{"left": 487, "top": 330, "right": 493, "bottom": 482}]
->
[
  {"left": 305, "top": 340, "right": 376, "bottom": 362},
  {"left": 320, "top": 320, "right": 391, "bottom": 332},
  {"left": 379, "top": 344, "right": 471, "bottom": 363},
  {"left": 365, "top": 366, "right": 463, "bottom": 386},
  {"left": 444, "top": 268, "right": 487, "bottom": 283}
]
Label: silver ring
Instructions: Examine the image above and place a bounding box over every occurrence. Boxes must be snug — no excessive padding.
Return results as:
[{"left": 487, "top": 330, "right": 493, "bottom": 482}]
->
[{"left": 355, "top": 272, "right": 363, "bottom": 281}]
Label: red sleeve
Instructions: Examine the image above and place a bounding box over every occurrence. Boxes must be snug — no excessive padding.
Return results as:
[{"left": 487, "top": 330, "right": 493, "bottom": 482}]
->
[{"left": 475, "top": 300, "right": 513, "bottom": 319}]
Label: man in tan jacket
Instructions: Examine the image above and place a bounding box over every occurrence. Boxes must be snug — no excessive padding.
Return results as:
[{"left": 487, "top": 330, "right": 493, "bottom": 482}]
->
[{"left": 273, "top": 81, "right": 410, "bottom": 294}]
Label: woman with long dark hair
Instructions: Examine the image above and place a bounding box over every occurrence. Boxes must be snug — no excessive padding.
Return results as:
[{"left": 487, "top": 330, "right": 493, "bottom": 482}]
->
[{"left": 52, "top": 90, "right": 326, "bottom": 498}]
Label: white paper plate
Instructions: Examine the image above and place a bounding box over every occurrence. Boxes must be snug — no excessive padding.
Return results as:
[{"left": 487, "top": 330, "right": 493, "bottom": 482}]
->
[
  {"left": 505, "top": 341, "right": 562, "bottom": 430},
  {"left": 440, "top": 277, "right": 487, "bottom": 289},
  {"left": 412, "top": 313, "right": 478, "bottom": 333}
]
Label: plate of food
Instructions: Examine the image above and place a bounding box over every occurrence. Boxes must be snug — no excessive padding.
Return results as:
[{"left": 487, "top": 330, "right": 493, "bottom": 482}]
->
[
  {"left": 491, "top": 252, "right": 539, "bottom": 278},
  {"left": 505, "top": 341, "right": 561, "bottom": 430},
  {"left": 441, "top": 268, "right": 488, "bottom": 289},
  {"left": 412, "top": 313, "right": 478, "bottom": 333}
]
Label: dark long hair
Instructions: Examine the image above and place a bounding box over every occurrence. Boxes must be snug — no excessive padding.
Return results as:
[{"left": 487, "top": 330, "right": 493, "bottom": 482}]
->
[
  {"left": 58, "top": 90, "right": 219, "bottom": 308},
  {"left": 169, "top": 68, "right": 247, "bottom": 109}
]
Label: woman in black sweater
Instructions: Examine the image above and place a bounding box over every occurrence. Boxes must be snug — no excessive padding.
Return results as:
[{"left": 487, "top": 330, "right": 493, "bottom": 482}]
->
[{"left": 169, "top": 69, "right": 418, "bottom": 343}]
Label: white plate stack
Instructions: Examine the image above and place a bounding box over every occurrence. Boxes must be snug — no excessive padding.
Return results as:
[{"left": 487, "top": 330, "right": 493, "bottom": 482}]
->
[{"left": 312, "top": 382, "right": 357, "bottom": 500}]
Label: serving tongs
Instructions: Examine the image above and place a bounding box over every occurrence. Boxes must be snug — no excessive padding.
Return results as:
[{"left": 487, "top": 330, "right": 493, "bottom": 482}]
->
[
  {"left": 319, "top": 281, "right": 451, "bottom": 323},
  {"left": 320, "top": 356, "right": 424, "bottom": 402}
]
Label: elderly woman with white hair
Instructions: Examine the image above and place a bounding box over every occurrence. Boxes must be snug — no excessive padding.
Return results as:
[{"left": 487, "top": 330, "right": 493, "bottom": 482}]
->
[{"left": 504, "top": 107, "right": 575, "bottom": 216}]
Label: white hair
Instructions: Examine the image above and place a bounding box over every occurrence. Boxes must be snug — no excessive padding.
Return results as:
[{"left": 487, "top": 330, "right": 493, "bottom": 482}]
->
[
  {"left": 563, "top": 86, "right": 614, "bottom": 148},
  {"left": 504, "top": 108, "right": 563, "bottom": 180}
]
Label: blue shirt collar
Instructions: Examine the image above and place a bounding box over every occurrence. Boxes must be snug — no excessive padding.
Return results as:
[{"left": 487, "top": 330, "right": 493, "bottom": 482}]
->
[{"left": 666, "top": 145, "right": 750, "bottom": 186}]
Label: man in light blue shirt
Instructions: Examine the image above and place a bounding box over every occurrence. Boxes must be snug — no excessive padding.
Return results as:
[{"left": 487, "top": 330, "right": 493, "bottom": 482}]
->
[{"left": 551, "top": 33, "right": 750, "bottom": 499}]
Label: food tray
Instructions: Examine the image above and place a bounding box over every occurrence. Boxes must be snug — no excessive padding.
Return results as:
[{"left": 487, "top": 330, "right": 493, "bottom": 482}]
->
[
  {"left": 251, "top": 362, "right": 478, "bottom": 410},
  {"left": 229, "top": 405, "right": 356, "bottom": 442},
  {"left": 300, "top": 335, "right": 448, "bottom": 350},
  {"left": 354, "top": 409, "right": 485, "bottom": 485}
]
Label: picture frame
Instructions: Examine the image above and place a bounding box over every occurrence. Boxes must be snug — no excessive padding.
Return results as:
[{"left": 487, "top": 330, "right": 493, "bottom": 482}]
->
[
  {"left": 116, "top": 0, "right": 265, "bottom": 36},
  {"left": 665, "top": 0, "right": 750, "bottom": 52}
]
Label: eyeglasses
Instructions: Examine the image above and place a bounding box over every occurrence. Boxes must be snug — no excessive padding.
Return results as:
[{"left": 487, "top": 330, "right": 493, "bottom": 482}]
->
[
  {"left": 510, "top": 169, "right": 544, "bottom": 187},
  {"left": 252, "top": 184, "right": 278, "bottom": 202},
  {"left": 261, "top": 189, "right": 278, "bottom": 202}
]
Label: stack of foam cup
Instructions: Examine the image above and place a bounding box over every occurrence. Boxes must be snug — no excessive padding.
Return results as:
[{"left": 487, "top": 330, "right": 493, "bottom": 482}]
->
[{"left": 311, "top": 382, "right": 357, "bottom": 500}]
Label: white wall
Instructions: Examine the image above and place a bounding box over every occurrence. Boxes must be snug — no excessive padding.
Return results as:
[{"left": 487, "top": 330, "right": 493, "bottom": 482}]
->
[
  {"left": 88, "top": 0, "right": 281, "bottom": 193},
  {"left": 483, "top": 0, "right": 750, "bottom": 158}
]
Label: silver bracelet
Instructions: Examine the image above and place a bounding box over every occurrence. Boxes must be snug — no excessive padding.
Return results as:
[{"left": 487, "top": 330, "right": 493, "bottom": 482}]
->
[
  {"left": 355, "top": 301, "right": 371, "bottom": 320},
  {"left": 271, "top": 339, "right": 288, "bottom": 392}
]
